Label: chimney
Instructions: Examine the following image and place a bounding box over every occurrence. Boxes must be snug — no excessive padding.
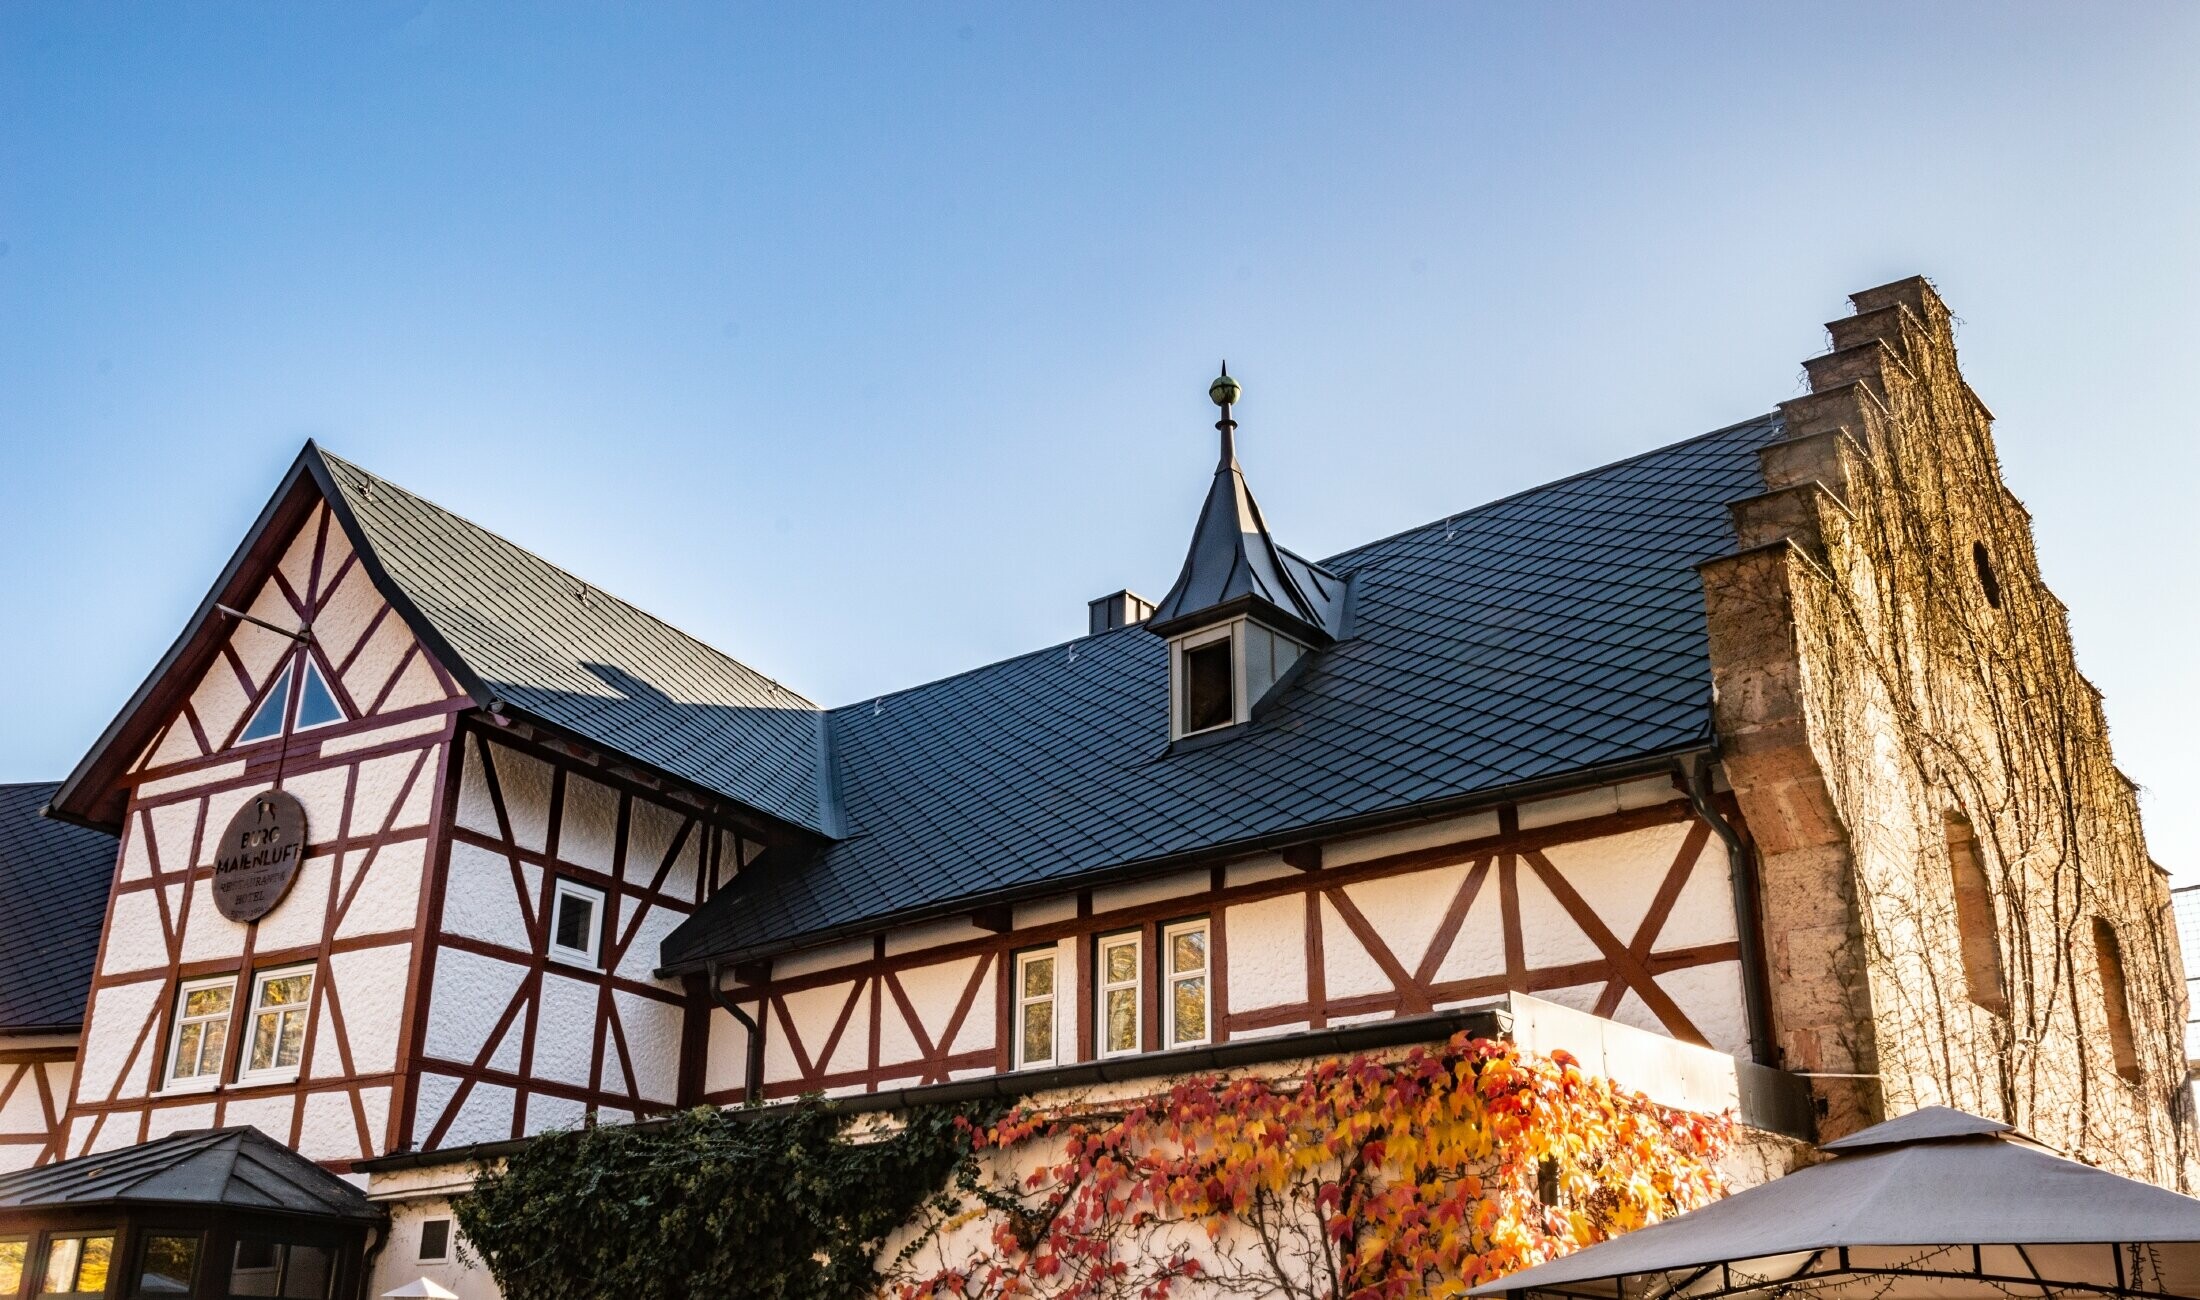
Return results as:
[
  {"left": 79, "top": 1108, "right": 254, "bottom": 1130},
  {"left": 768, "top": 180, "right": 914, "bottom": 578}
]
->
[{"left": 1087, "top": 589, "right": 1155, "bottom": 636}]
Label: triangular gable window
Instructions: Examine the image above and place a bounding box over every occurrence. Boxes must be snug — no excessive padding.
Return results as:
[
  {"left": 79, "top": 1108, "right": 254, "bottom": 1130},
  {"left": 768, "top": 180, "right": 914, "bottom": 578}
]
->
[
  {"left": 239, "top": 673, "right": 291, "bottom": 743},
  {"left": 295, "top": 658, "right": 344, "bottom": 731}
]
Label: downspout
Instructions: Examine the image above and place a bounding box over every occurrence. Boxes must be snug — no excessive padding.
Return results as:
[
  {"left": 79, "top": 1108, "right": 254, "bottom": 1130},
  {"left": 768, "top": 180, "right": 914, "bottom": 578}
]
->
[
  {"left": 706, "top": 961, "right": 767, "bottom": 1102},
  {"left": 1681, "top": 753, "right": 1778, "bottom": 1067}
]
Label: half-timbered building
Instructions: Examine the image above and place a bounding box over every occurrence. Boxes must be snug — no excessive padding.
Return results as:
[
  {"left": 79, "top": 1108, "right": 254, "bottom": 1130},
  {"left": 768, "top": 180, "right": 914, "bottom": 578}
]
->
[{"left": 0, "top": 276, "right": 2186, "bottom": 1299}]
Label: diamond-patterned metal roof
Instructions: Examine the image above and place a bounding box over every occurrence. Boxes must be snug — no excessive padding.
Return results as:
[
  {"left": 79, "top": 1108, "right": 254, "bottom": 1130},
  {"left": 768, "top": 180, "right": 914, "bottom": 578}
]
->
[
  {"left": 663, "top": 414, "right": 1784, "bottom": 967},
  {"left": 0, "top": 782, "right": 114, "bottom": 1033}
]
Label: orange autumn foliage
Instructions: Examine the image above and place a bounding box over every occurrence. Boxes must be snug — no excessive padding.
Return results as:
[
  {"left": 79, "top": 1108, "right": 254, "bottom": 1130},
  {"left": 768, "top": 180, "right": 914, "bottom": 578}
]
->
[{"left": 895, "top": 1034, "right": 1730, "bottom": 1300}]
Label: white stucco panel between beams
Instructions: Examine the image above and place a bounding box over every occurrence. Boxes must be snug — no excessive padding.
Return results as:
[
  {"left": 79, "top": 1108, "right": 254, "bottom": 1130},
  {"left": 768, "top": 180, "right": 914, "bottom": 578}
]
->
[
  {"left": 877, "top": 956, "right": 980, "bottom": 1067},
  {"left": 624, "top": 798, "right": 688, "bottom": 887},
  {"left": 411, "top": 1073, "right": 459, "bottom": 1148},
  {"left": 309, "top": 562, "right": 379, "bottom": 668},
  {"left": 148, "top": 800, "right": 202, "bottom": 873},
  {"left": 525, "top": 1091, "right": 588, "bottom": 1138},
  {"left": 1318, "top": 895, "right": 1392, "bottom": 1000},
  {"left": 101, "top": 890, "right": 169, "bottom": 975},
  {"left": 767, "top": 980, "right": 859, "bottom": 1083},
  {"left": 145, "top": 1101, "right": 217, "bottom": 1143},
  {"left": 78, "top": 979, "right": 166, "bottom": 1102},
  {"left": 613, "top": 991, "right": 686, "bottom": 1105},
  {"left": 1538, "top": 823, "right": 1693, "bottom": 944},
  {"left": 440, "top": 840, "right": 537, "bottom": 948},
  {"left": 1341, "top": 861, "right": 1471, "bottom": 978},
  {"left": 613, "top": 905, "right": 688, "bottom": 988},
  {"left": 444, "top": 1082, "right": 517, "bottom": 1148},
  {"left": 1659, "top": 961, "right": 1750, "bottom": 1056},
  {"left": 1645, "top": 840, "right": 1740, "bottom": 950},
  {"left": 335, "top": 837, "right": 427, "bottom": 941},
  {"left": 328, "top": 943, "right": 413, "bottom": 1074},
  {"left": 557, "top": 774, "right": 621, "bottom": 875},
  {"left": 1223, "top": 893, "right": 1306, "bottom": 1010},
  {"left": 380, "top": 653, "right": 448, "bottom": 714},
  {"left": 1514, "top": 866, "right": 1605, "bottom": 969},
  {"left": 300, "top": 1089, "right": 365, "bottom": 1163},
  {"left": 224, "top": 1093, "right": 297, "bottom": 1147},
  {"left": 532, "top": 971, "right": 602, "bottom": 1089},
  {"left": 252, "top": 854, "right": 336, "bottom": 954},
  {"left": 423, "top": 948, "right": 530, "bottom": 1066},
  {"left": 704, "top": 1004, "right": 755, "bottom": 1096},
  {"left": 343, "top": 617, "right": 418, "bottom": 720},
  {"left": 453, "top": 738, "right": 500, "bottom": 840},
  {"left": 350, "top": 748, "right": 437, "bottom": 834},
  {"left": 0, "top": 1068, "right": 51, "bottom": 1133},
  {"left": 487, "top": 744, "right": 554, "bottom": 855}
]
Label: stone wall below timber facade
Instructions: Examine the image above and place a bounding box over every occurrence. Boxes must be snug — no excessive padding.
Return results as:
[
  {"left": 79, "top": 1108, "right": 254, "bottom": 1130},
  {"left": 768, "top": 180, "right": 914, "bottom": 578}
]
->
[{"left": 1702, "top": 276, "right": 2192, "bottom": 1185}]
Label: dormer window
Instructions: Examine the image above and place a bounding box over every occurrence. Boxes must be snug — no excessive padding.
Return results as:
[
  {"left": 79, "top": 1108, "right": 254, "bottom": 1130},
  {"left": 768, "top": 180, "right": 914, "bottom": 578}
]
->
[
  {"left": 1176, "top": 629, "right": 1236, "bottom": 736},
  {"left": 1149, "top": 368, "right": 1343, "bottom": 743},
  {"left": 1168, "top": 618, "right": 1309, "bottom": 740}
]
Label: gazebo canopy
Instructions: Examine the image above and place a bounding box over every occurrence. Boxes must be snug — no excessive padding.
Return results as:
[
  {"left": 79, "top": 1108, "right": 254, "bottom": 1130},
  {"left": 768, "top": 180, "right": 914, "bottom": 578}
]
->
[{"left": 1471, "top": 1107, "right": 2200, "bottom": 1298}]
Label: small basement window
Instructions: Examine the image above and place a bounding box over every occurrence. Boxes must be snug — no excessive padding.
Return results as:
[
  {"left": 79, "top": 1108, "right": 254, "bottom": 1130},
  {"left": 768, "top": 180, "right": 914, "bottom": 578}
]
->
[{"left": 549, "top": 879, "right": 606, "bottom": 969}]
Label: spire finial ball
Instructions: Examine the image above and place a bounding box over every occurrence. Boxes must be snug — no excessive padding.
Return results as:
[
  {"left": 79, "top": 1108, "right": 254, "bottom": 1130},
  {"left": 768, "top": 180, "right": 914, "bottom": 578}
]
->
[{"left": 1209, "top": 367, "right": 1241, "bottom": 410}]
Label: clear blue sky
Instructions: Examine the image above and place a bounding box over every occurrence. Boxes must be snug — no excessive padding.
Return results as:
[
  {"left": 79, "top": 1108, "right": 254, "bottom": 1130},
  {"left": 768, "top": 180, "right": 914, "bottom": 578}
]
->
[{"left": 4, "top": 5, "right": 2196, "bottom": 874}]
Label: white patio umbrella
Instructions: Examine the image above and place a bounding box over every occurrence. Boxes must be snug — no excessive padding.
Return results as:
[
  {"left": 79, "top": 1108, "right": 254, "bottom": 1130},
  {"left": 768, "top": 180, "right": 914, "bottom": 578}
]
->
[
  {"left": 379, "top": 1279, "right": 460, "bottom": 1299},
  {"left": 1469, "top": 1107, "right": 2200, "bottom": 1298}
]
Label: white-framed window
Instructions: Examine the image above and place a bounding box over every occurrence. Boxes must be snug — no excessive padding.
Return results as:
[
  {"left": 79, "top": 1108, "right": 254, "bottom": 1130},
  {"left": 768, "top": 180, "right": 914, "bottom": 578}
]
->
[
  {"left": 417, "top": 1218, "right": 453, "bottom": 1264},
  {"left": 1162, "top": 918, "right": 1211, "bottom": 1048},
  {"left": 549, "top": 878, "right": 605, "bottom": 969},
  {"left": 292, "top": 657, "right": 346, "bottom": 732},
  {"left": 1014, "top": 949, "right": 1059, "bottom": 1069},
  {"left": 165, "top": 975, "right": 236, "bottom": 1091},
  {"left": 1096, "top": 932, "right": 1143, "bottom": 1058},
  {"left": 1167, "top": 619, "right": 1309, "bottom": 741},
  {"left": 1171, "top": 625, "right": 1238, "bottom": 738},
  {"left": 239, "top": 966, "right": 314, "bottom": 1082}
]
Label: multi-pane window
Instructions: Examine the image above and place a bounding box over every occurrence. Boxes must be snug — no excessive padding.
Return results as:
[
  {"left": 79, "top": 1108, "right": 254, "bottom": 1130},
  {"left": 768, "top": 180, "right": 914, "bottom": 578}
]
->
[
  {"left": 1097, "top": 933, "right": 1142, "bottom": 1058},
  {"left": 166, "top": 976, "right": 235, "bottom": 1089},
  {"left": 549, "top": 879, "right": 605, "bottom": 968},
  {"left": 1014, "top": 950, "right": 1058, "bottom": 1069},
  {"left": 39, "top": 1234, "right": 113, "bottom": 1296},
  {"left": 241, "top": 968, "right": 314, "bottom": 1081},
  {"left": 1163, "top": 919, "right": 1210, "bottom": 1047}
]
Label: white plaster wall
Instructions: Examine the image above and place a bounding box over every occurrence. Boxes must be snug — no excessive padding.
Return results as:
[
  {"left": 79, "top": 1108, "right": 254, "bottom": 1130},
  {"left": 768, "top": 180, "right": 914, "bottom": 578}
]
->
[
  {"left": 1224, "top": 893, "right": 1306, "bottom": 1010},
  {"left": 531, "top": 972, "right": 600, "bottom": 1089},
  {"left": 1329, "top": 809, "right": 1502, "bottom": 866},
  {"left": 78, "top": 978, "right": 164, "bottom": 1102},
  {"left": 876, "top": 956, "right": 982, "bottom": 1069},
  {"left": 326, "top": 944, "right": 412, "bottom": 1074},
  {"left": 369, "top": 1194, "right": 505, "bottom": 1300},
  {"left": 424, "top": 948, "right": 529, "bottom": 1066}
]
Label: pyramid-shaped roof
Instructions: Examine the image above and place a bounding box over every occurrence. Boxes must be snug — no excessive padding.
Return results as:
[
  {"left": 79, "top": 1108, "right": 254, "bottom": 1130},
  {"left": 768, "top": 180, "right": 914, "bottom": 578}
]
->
[
  {"left": 0, "top": 1126, "right": 378, "bottom": 1221},
  {"left": 1146, "top": 415, "right": 1345, "bottom": 645}
]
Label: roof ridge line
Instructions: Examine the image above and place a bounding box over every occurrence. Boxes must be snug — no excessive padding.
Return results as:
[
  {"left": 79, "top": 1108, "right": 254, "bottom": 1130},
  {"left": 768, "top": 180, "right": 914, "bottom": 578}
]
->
[
  {"left": 1321, "top": 411, "right": 1781, "bottom": 569},
  {"left": 316, "top": 447, "right": 825, "bottom": 711}
]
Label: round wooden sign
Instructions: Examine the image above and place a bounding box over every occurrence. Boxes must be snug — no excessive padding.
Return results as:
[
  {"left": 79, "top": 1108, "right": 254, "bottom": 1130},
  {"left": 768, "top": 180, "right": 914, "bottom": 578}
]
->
[{"left": 212, "top": 789, "right": 309, "bottom": 923}]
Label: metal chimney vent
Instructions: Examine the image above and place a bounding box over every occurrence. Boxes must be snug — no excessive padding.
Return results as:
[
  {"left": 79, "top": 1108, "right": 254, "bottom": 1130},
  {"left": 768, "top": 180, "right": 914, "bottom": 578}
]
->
[{"left": 1088, "top": 590, "right": 1155, "bottom": 636}]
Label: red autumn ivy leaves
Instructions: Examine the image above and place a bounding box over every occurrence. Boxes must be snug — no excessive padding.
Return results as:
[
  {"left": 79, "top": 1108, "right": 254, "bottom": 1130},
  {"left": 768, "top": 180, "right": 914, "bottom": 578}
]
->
[{"left": 895, "top": 1034, "right": 1730, "bottom": 1300}]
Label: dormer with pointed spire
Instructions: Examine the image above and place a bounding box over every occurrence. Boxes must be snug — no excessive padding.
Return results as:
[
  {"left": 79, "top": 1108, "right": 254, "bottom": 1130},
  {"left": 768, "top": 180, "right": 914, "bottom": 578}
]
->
[{"left": 1148, "top": 366, "right": 1346, "bottom": 739}]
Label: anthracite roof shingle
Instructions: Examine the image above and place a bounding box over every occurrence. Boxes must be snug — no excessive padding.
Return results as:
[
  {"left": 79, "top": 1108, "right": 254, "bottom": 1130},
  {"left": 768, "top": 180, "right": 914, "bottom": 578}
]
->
[
  {"left": 315, "top": 451, "right": 833, "bottom": 838},
  {"left": 0, "top": 782, "right": 116, "bottom": 1033},
  {"left": 0, "top": 1125, "right": 376, "bottom": 1218},
  {"left": 660, "top": 414, "right": 1784, "bottom": 968}
]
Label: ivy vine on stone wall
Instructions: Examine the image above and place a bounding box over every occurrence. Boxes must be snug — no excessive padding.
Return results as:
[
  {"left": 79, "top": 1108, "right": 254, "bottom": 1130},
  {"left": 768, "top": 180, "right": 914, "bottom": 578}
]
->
[{"left": 453, "top": 1099, "right": 991, "bottom": 1300}]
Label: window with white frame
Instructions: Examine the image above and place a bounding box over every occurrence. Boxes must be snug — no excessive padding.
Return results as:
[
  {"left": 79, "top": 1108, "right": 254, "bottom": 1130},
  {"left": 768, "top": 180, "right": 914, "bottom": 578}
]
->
[
  {"left": 240, "top": 967, "right": 314, "bottom": 1081},
  {"left": 1096, "top": 932, "right": 1142, "bottom": 1058},
  {"left": 1162, "top": 919, "right": 1211, "bottom": 1047},
  {"left": 1014, "top": 949, "right": 1058, "bottom": 1069},
  {"left": 165, "top": 976, "right": 235, "bottom": 1089},
  {"left": 1173, "top": 627, "right": 1237, "bottom": 737},
  {"left": 417, "top": 1218, "right": 453, "bottom": 1264},
  {"left": 549, "top": 878, "right": 605, "bottom": 968}
]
